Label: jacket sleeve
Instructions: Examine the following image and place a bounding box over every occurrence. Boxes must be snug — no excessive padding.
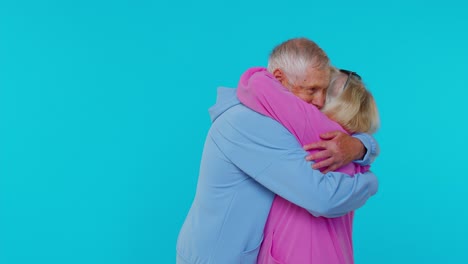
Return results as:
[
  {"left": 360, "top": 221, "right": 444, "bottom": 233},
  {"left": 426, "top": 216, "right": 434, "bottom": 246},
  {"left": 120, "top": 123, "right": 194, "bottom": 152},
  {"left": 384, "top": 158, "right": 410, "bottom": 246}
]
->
[
  {"left": 352, "top": 133, "right": 380, "bottom": 166},
  {"left": 210, "top": 110, "right": 378, "bottom": 218}
]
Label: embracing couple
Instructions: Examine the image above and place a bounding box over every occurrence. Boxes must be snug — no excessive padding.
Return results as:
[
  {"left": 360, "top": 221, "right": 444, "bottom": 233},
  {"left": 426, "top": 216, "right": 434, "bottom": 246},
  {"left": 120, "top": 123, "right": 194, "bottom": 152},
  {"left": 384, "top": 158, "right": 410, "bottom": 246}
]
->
[{"left": 177, "top": 37, "right": 380, "bottom": 264}]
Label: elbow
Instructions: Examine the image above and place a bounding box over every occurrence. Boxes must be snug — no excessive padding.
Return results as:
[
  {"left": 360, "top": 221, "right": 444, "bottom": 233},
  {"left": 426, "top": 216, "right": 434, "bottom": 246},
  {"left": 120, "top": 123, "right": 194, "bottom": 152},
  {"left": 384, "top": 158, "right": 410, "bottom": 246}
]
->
[
  {"left": 310, "top": 184, "right": 378, "bottom": 218},
  {"left": 311, "top": 205, "right": 347, "bottom": 218},
  {"left": 302, "top": 186, "right": 348, "bottom": 218},
  {"left": 305, "top": 186, "right": 358, "bottom": 218},
  {"left": 303, "top": 171, "right": 379, "bottom": 218},
  {"left": 306, "top": 199, "right": 347, "bottom": 218}
]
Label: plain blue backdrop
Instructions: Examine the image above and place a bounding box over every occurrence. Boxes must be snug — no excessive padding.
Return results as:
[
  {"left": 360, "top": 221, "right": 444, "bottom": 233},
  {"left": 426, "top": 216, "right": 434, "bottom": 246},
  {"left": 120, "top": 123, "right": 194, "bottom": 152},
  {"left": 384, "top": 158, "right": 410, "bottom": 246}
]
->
[{"left": 1, "top": 0, "right": 467, "bottom": 263}]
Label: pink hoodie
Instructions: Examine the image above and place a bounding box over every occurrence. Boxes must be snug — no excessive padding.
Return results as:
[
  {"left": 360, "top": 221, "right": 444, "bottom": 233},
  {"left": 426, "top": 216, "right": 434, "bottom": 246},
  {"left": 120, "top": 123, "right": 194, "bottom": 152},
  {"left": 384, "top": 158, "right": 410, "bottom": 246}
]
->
[{"left": 237, "top": 67, "right": 369, "bottom": 264}]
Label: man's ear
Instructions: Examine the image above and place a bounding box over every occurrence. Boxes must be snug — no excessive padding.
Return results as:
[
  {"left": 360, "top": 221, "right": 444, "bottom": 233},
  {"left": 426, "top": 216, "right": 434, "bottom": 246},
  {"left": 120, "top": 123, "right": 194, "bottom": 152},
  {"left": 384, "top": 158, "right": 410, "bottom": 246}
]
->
[{"left": 273, "top": 69, "right": 286, "bottom": 83}]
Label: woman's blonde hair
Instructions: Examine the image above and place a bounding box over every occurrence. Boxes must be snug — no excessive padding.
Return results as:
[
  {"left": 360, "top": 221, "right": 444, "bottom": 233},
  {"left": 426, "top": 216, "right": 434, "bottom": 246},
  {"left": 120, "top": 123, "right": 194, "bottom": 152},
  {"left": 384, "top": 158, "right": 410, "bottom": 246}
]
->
[{"left": 322, "top": 69, "right": 380, "bottom": 134}]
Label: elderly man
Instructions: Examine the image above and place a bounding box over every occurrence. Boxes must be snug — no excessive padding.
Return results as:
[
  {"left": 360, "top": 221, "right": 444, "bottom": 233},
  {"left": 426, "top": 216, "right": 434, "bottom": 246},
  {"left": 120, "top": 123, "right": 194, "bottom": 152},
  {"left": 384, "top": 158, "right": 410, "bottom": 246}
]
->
[{"left": 176, "top": 38, "right": 379, "bottom": 264}]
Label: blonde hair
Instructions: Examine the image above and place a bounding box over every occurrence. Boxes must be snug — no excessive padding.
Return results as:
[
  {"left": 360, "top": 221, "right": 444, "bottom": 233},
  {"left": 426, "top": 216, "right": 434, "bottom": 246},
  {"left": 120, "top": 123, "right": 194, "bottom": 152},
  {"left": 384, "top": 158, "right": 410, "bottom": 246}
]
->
[
  {"left": 322, "top": 70, "right": 380, "bottom": 134},
  {"left": 267, "top": 38, "right": 330, "bottom": 85}
]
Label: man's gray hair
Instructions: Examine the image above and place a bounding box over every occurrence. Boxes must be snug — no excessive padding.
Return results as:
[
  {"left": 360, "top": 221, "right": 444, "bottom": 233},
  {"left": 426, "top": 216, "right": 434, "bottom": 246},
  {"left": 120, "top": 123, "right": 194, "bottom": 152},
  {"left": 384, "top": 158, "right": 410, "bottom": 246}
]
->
[{"left": 267, "top": 38, "right": 330, "bottom": 85}]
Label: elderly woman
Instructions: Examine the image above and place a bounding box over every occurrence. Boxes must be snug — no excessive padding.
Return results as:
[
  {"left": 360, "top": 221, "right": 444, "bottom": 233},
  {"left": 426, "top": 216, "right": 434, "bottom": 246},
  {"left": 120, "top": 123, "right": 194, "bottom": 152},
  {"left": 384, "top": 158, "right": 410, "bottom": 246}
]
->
[{"left": 237, "top": 66, "right": 380, "bottom": 264}]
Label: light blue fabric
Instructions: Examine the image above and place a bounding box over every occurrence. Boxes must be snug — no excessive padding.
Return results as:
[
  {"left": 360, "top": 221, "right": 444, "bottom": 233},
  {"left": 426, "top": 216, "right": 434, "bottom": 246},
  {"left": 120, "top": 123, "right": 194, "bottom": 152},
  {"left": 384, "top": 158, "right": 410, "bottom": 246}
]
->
[
  {"left": 176, "top": 87, "right": 379, "bottom": 264},
  {"left": 353, "top": 133, "right": 380, "bottom": 166}
]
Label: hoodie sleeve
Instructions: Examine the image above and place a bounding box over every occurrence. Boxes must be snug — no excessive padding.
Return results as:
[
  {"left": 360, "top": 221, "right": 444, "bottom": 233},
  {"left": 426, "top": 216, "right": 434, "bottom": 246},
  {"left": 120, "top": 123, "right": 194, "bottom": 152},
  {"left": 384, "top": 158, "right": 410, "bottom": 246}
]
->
[
  {"left": 237, "top": 68, "right": 320, "bottom": 140},
  {"left": 210, "top": 106, "right": 378, "bottom": 218},
  {"left": 352, "top": 133, "right": 380, "bottom": 166}
]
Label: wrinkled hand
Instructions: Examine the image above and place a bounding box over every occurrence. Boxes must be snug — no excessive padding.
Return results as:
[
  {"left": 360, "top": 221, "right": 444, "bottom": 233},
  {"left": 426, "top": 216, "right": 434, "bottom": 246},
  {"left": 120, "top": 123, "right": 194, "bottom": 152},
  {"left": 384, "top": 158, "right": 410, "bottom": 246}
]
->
[{"left": 303, "top": 131, "right": 365, "bottom": 173}]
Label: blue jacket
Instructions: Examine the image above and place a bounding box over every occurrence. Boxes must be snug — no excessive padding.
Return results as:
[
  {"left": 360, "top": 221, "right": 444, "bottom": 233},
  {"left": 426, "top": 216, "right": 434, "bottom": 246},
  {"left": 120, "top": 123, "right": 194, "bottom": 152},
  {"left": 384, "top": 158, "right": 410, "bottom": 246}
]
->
[{"left": 176, "top": 88, "right": 379, "bottom": 264}]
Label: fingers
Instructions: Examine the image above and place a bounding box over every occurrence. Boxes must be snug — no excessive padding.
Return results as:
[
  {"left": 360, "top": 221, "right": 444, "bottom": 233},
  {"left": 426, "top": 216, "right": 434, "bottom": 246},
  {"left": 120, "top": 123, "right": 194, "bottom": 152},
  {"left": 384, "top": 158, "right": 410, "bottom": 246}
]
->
[
  {"left": 315, "top": 160, "right": 341, "bottom": 173},
  {"left": 319, "top": 130, "right": 341, "bottom": 140},
  {"left": 306, "top": 150, "right": 331, "bottom": 161},
  {"left": 303, "top": 141, "right": 327, "bottom": 151},
  {"left": 311, "top": 157, "right": 334, "bottom": 170}
]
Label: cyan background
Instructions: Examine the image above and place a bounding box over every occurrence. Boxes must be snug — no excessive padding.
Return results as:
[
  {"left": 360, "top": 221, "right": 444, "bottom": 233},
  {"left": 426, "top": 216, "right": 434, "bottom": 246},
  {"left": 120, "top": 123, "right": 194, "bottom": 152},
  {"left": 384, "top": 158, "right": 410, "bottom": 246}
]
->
[{"left": 1, "top": 0, "right": 467, "bottom": 263}]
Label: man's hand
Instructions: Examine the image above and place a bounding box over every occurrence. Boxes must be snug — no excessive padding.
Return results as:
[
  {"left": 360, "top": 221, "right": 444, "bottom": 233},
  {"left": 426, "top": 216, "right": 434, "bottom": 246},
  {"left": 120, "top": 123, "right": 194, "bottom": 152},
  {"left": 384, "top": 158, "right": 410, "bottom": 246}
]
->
[{"left": 303, "top": 131, "right": 366, "bottom": 173}]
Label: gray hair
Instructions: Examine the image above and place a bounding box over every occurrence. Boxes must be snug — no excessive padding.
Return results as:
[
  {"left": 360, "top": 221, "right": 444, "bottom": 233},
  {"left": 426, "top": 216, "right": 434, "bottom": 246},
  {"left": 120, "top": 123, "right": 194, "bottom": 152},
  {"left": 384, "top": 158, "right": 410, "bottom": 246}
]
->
[{"left": 267, "top": 38, "right": 330, "bottom": 85}]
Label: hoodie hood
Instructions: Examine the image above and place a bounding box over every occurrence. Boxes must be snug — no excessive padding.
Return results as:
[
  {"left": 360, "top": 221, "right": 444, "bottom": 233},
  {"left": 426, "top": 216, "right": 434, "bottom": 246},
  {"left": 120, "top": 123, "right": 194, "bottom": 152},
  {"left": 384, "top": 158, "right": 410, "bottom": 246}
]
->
[{"left": 208, "top": 87, "right": 241, "bottom": 122}]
